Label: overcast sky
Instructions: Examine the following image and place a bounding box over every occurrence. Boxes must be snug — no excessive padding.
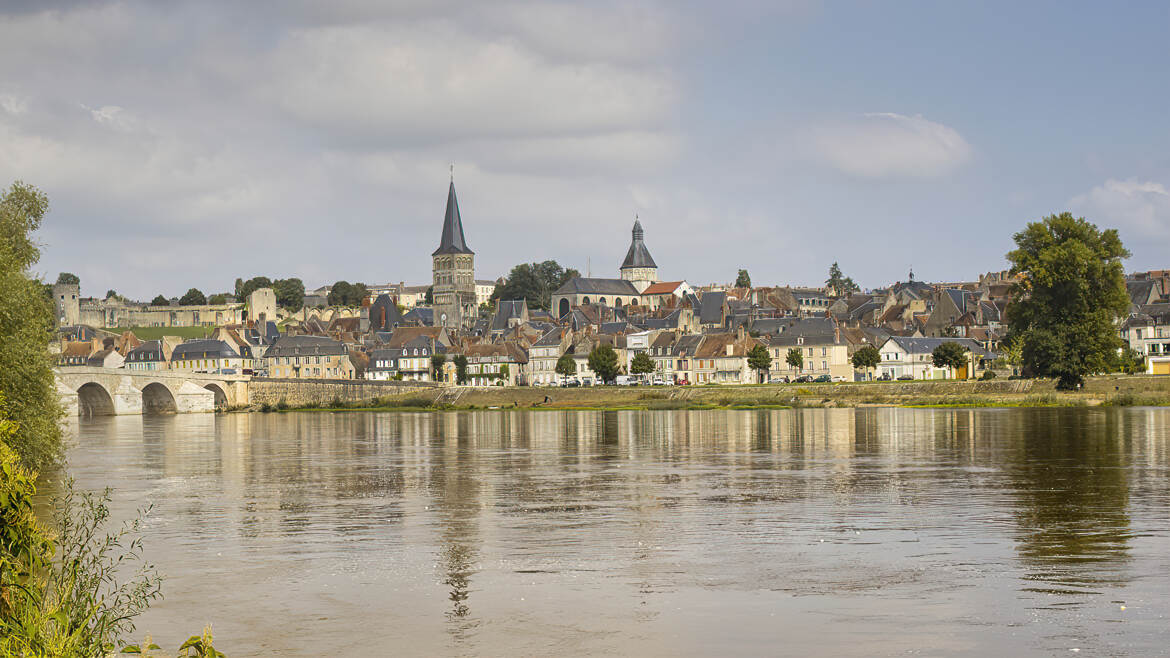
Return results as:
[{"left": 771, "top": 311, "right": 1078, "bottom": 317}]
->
[{"left": 3, "top": 1, "right": 1169, "bottom": 300}]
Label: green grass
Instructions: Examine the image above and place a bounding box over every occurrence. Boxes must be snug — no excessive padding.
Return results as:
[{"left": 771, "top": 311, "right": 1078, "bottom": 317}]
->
[{"left": 104, "top": 325, "right": 212, "bottom": 340}]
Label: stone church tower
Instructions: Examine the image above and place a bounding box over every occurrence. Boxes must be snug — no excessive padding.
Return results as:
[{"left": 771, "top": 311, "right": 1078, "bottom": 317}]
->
[
  {"left": 619, "top": 219, "right": 658, "bottom": 293},
  {"left": 432, "top": 180, "right": 476, "bottom": 328}
]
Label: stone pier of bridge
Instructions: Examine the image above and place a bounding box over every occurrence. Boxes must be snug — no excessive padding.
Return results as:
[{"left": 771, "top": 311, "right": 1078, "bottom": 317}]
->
[{"left": 54, "top": 367, "right": 250, "bottom": 416}]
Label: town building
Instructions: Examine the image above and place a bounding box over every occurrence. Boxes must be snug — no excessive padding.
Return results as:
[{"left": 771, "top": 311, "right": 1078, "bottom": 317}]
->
[
  {"left": 263, "top": 336, "right": 354, "bottom": 379},
  {"left": 170, "top": 339, "right": 252, "bottom": 373},
  {"left": 552, "top": 219, "right": 662, "bottom": 319}
]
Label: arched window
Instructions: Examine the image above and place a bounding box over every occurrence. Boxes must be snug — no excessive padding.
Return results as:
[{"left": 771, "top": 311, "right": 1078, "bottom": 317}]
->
[
  {"left": 599, "top": 297, "right": 606, "bottom": 306},
  {"left": 631, "top": 298, "right": 638, "bottom": 306},
  {"left": 558, "top": 298, "right": 570, "bottom": 319},
  {"left": 582, "top": 297, "right": 590, "bottom": 305}
]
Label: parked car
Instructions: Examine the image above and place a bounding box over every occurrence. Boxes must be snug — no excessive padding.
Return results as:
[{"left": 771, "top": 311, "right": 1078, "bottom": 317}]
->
[
  {"left": 897, "top": 374, "right": 914, "bottom": 381},
  {"left": 581, "top": 377, "right": 594, "bottom": 387},
  {"left": 831, "top": 376, "right": 847, "bottom": 382},
  {"left": 795, "top": 374, "right": 814, "bottom": 383},
  {"left": 676, "top": 378, "right": 691, "bottom": 386},
  {"left": 652, "top": 377, "right": 669, "bottom": 386},
  {"left": 562, "top": 378, "right": 580, "bottom": 388},
  {"left": 814, "top": 374, "right": 832, "bottom": 383},
  {"left": 768, "top": 376, "right": 790, "bottom": 384},
  {"left": 877, "top": 373, "right": 892, "bottom": 381}
]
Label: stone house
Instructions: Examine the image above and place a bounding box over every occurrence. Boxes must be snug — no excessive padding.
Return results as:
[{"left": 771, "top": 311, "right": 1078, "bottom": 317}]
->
[
  {"left": 529, "top": 327, "right": 571, "bottom": 386},
  {"left": 263, "top": 335, "right": 354, "bottom": 379},
  {"left": 876, "top": 336, "right": 992, "bottom": 380},
  {"left": 763, "top": 321, "right": 851, "bottom": 381},
  {"left": 692, "top": 331, "right": 759, "bottom": 384},
  {"left": 125, "top": 340, "right": 168, "bottom": 371},
  {"left": 366, "top": 348, "right": 403, "bottom": 381},
  {"left": 87, "top": 348, "right": 124, "bottom": 369},
  {"left": 1120, "top": 304, "right": 1170, "bottom": 375}
]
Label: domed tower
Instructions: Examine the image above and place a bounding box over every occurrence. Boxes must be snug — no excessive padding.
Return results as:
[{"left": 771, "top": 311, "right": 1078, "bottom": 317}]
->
[
  {"left": 432, "top": 179, "right": 476, "bottom": 328},
  {"left": 619, "top": 218, "right": 658, "bottom": 293}
]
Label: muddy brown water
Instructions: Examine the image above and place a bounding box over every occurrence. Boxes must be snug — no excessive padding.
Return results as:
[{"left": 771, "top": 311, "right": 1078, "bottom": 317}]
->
[{"left": 59, "top": 408, "right": 1170, "bottom": 656}]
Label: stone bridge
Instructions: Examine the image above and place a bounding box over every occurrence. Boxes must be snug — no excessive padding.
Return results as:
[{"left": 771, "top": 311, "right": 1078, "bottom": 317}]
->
[{"left": 55, "top": 367, "right": 250, "bottom": 416}]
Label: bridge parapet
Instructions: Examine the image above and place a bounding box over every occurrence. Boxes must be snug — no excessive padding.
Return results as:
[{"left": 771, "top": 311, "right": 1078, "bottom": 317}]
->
[{"left": 54, "top": 367, "right": 250, "bottom": 415}]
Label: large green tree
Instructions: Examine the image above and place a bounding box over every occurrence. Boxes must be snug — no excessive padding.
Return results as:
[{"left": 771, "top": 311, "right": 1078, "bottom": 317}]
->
[
  {"left": 826, "top": 262, "right": 859, "bottom": 298},
  {"left": 0, "top": 182, "right": 64, "bottom": 470},
  {"left": 55, "top": 272, "right": 79, "bottom": 286},
  {"left": 453, "top": 354, "right": 468, "bottom": 384},
  {"left": 179, "top": 288, "right": 206, "bottom": 305},
  {"left": 150, "top": 294, "right": 169, "bottom": 306},
  {"left": 328, "top": 280, "right": 367, "bottom": 307},
  {"left": 555, "top": 353, "right": 577, "bottom": 380},
  {"left": 786, "top": 348, "right": 803, "bottom": 372},
  {"left": 237, "top": 276, "right": 272, "bottom": 300},
  {"left": 851, "top": 344, "right": 881, "bottom": 376},
  {"left": 272, "top": 277, "right": 304, "bottom": 310},
  {"left": 1006, "top": 212, "right": 1130, "bottom": 389},
  {"left": 431, "top": 353, "right": 446, "bottom": 382},
  {"left": 747, "top": 344, "right": 772, "bottom": 383},
  {"left": 931, "top": 341, "right": 969, "bottom": 374},
  {"left": 491, "top": 260, "right": 580, "bottom": 311},
  {"left": 735, "top": 269, "right": 751, "bottom": 288},
  {"left": 587, "top": 343, "right": 620, "bottom": 383},
  {"left": 630, "top": 352, "right": 655, "bottom": 376}
]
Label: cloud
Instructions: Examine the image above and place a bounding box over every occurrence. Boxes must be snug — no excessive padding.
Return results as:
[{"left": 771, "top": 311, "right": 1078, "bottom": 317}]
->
[
  {"left": 1070, "top": 179, "right": 1170, "bottom": 239},
  {"left": 811, "top": 112, "right": 972, "bottom": 178}
]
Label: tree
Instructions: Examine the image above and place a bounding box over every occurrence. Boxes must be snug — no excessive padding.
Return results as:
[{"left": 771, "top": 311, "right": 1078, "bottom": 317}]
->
[
  {"left": 55, "top": 272, "right": 79, "bottom": 286},
  {"left": 1117, "top": 347, "right": 1145, "bottom": 375},
  {"left": 851, "top": 345, "right": 881, "bottom": 377},
  {"left": 453, "top": 354, "right": 468, "bottom": 384},
  {"left": 208, "top": 293, "right": 229, "bottom": 305},
  {"left": 587, "top": 343, "right": 620, "bottom": 383},
  {"left": 747, "top": 344, "right": 772, "bottom": 383},
  {"left": 424, "top": 286, "right": 433, "bottom": 305},
  {"left": 237, "top": 276, "right": 272, "bottom": 301},
  {"left": 491, "top": 260, "right": 579, "bottom": 311},
  {"left": 999, "top": 335, "right": 1023, "bottom": 375},
  {"left": 0, "top": 181, "right": 64, "bottom": 470},
  {"left": 1006, "top": 212, "right": 1130, "bottom": 389},
  {"left": 104, "top": 289, "right": 118, "bottom": 300},
  {"left": 735, "top": 269, "right": 751, "bottom": 288},
  {"left": 931, "top": 341, "right": 969, "bottom": 375},
  {"left": 786, "top": 347, "right": 803, "bottom": 372},
  {"left": 150, "top": 294, "right": 169, "bottom": 306},
  {"left": 630, "top": 352, "right": 655, "bottom": 376},
  {"left": 555, "top": 353, "right": 577, "bottom": 380},
  {"left": 273, "top": 277, "right": 304, "bottom": 310},
  {"left": 499, "top": 363, "right": 510, "bottom": 383},
  {"left": 179, "top": 287, "right": 206, "bottom": 305},
  {"left": 431, "top": 353, "right": 446, "bottom": 382},
  {"left": 826, "top": 262, "right": 860, "bottom": 297}
]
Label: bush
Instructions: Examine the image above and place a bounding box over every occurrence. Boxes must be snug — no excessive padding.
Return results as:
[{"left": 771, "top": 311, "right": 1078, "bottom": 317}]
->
[
  {"left": 275, "top": 400, "right": 289, "bottom": 411},
  {"left": 259, "top": 402, "right": 273, "bottom": 413},
  {"left": 980, "top": 370, "right": 997, "bottom": 380}
]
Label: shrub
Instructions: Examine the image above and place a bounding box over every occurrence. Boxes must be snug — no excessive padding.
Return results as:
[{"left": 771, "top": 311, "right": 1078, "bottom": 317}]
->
[
  {"left": 980, "top": 370, "right": 997, "bottom": 380},
  {"left": 259, "top": 402, "right": 273, "bottom": 413},
  {"left": 275, "top": 400, "right": 289, "bottom": 411}
]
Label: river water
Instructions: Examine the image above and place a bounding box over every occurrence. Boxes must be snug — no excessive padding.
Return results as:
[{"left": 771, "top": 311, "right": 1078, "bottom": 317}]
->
[{"left": 61, "top": 408, "right": 1170, "bottom": 656}]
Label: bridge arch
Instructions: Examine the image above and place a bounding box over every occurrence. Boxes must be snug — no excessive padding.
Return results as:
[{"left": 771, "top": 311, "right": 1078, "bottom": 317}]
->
[
  {"left": 77, "top": 382, "right": 115, "bottom": 416},
  {"left": 204, "top": 383, "right": 228, "bottom": 409},
  {"left": 142, "top": 382, "right": 178, "bottom": 414}
]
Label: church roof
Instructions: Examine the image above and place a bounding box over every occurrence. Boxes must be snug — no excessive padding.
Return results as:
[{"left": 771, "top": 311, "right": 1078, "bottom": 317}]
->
[
  {"left": 620, "top": 219, "right": 656, "bottom": 270},
  {"left": 432, "top": 181, "right": 473, "bottom": 256},
  {"left": 553, "top": 277, "right": 641, "bottom": 296}
]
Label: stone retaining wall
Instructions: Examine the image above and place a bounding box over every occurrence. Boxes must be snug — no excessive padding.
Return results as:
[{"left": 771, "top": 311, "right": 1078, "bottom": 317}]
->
[{"left": 249, "top": 378, "right": 438, "bottom": 407}]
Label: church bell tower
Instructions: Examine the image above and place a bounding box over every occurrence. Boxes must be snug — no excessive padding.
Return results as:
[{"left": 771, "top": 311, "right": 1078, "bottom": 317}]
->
[{"left": 432, "top": 178, "right": 476, "bottom": 328}]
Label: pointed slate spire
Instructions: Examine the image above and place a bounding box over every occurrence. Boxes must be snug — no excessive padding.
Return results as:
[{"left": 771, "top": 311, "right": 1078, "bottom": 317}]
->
[
  {"left": 620, "top": 217, "right": 656, "bottom": 269},
  {"left": 433, "top": 180, "right": 473, "bottom": 256}
]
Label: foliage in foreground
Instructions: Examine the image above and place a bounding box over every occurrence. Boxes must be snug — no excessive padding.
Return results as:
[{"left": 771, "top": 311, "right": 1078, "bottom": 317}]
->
[
  {"left": 0, "top": 181, "right": 65, "bottom": 471},
  {"left": 1, "top": 418, "right": 222, "bottom": 657}
]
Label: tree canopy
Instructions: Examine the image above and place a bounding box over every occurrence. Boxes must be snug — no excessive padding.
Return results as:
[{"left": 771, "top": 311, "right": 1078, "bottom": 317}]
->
[
  {"left": 453, "top": 354, "right": 468, "bottom": 384},
  {"left": 747, "top": 344, "right": 772, "bottom": 382},
  {"left": 931, "top": 342, "right": 969, "bottom": 371},
  {"left": 235, "top": 276, "right": 304, "bottom": 310},
  {"left": 150, "top": 294, "right": 169, "bottom": 306},
  {"left": 1006, "top": 212, "right": 1130, "bottom": 389},
  {"left": 826, "top": 262, "right": 859, "bottom": 297},
  {"left": 735, "top": 269, "right": 751, "bottom": 288},
  {"left": 328, "top": 280, "right": 368, "bottom": 307},
  {"left": 491, "top": 260, "right": 579, "bottom": 311},
  {"left": 587, "top": 343, "right": 620, "bottom": 383},
  {"left": 0, "top": 181, "right": 64, "bottom": 470},
  {"left": 630, "top": 352, "right": 655, "bottom": 376},
  {"left": 786, "top": 348, "right": 803, "bottom": 371},
  {"left": 179, "top": 288, "right": 206, "bottom": 306},
  {"left": 55, "top": 272, "right": 79, "bottom": 286},
  {"left": 851, "top": 345, "right": 881, "bottom": 371},
  {"left": 555, "top": 353, "right": 577, "bottom": 378},
  {"left": 430, "top": 353, "right": 446, "bottom": 381}
]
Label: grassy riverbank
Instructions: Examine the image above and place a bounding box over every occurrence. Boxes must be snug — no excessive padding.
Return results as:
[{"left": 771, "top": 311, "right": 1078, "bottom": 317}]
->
[{"left": 245, "top": 374, "right": 1170, "bottom": 413}]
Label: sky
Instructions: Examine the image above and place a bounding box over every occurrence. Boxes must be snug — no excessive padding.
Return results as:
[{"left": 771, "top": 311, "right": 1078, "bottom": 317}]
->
[{"left": 3, "top": 0, "right": 1169, "bottom": 300}]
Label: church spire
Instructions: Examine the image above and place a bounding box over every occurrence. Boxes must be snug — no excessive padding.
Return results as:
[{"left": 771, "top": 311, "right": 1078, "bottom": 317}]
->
[
  {"left": 620, "top": 216, "right": 656, "bottom": 270},
  {"left": 432, "top": 179, "right": 473, "bottom": 256}
]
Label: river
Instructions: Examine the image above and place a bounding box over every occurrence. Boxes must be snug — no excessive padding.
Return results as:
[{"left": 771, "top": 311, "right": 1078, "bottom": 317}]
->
[{"left": 61, "top": 408, "right": 1170, "bottom": 656}]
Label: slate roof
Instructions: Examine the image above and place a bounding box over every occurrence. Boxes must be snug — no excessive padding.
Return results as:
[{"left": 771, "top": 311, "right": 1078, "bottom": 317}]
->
[
  {"left": 491, "top": 299, "right": 527, "bottom": 332},
  {"left": 403, "top": 307, "right": 433, "bottom": 325},
  {"left": 884, "top": 336, "right": 995, "bottom": 358},
  {"left": 698, "top": 291, "right": 726, "bottom": 325},
  {"left": 171, "top": 339, "right": 242, "bottom": 361},
  {"left": 126, "top": 340, "right": 166, "bottom": 362},
  {"left": 1128, "top": 279, "right": 1159, "bottom": 306},
  {"left": 553, "top": 277, "right": 640, "bottom": 296},
  {"left": 620, "top": 219, "right": 657, "bottom": 269},
  {"left": 433, "top": 181, "right": 473, "bottom": 255}
]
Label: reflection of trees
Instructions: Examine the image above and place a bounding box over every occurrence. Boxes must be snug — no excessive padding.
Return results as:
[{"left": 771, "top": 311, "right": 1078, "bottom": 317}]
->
[{"left": 1004, "top": 409, "right": 1131, "bottom": 592}]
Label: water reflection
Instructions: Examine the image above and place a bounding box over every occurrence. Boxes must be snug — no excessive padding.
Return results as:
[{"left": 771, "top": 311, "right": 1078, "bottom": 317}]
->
[{"left": 56, "top": 407, "right": 1170, "bottom": 657}]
